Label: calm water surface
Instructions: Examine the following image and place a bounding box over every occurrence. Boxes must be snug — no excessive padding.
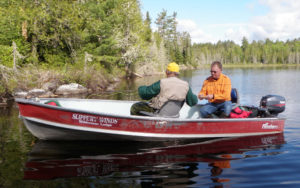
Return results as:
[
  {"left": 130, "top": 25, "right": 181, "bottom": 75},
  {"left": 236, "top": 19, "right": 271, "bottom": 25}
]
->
[{"left": 1, "top": 67, "right": 300, "bottom": 188}]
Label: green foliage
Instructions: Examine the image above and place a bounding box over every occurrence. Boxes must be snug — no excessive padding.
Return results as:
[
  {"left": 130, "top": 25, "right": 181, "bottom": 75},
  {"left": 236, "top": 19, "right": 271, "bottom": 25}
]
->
[
  {"left": 0, "top": 45, "right": 13, "bottom": 67},
  {"left": 143, "top": 11, "right": 152, "bottom": 42},
  {"left": 0, "top": 65, "right": 17, "bottom": 95},
  {"left": 94, "top": 55, "right": 120, "bottom": 72},
  {"left": 154, "top": 32, "right": 162, "bottom": 49},
  {"left": 0, "top": 84, "right": 5, "bottom": 94},
  {"left": 0, "top": 0, "right": 150, "bottom": 72},
  {"left": 154, "top": 10, "right": 193, "bottom": 65}
]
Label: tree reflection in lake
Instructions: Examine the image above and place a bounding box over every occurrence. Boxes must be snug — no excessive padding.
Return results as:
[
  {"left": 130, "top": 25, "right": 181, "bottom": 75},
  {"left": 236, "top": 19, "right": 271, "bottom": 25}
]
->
[
  {"left": 0, "top": 105, "right": 36, "bottom": 188},
  {"left": 23, "top": 133, "right": 284, "bottom": 187}
]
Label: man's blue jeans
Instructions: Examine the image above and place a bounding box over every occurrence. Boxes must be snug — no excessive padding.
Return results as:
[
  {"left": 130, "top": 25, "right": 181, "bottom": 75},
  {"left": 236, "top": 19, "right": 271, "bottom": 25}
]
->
[{"left": 199, "top": 101, "right": 232, "bottom": 118}]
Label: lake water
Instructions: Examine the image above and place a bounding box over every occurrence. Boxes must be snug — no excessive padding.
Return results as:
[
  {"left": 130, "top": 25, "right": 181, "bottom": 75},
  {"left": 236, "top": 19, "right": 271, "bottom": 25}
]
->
[{"left": 1, "top": 66, "right": 300, "bottom": 188}]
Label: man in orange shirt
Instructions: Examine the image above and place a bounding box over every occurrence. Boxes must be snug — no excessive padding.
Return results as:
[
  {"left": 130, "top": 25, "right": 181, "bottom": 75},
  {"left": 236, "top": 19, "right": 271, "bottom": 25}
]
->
[{"left": 198, "top": 61, "right": 232, "bottom": 118}]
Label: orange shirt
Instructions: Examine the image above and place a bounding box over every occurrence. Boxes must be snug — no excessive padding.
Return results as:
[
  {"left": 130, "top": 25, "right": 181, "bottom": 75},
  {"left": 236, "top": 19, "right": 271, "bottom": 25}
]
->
[{"left": 199, "top": 73, "right": 231, "bottom": 103}]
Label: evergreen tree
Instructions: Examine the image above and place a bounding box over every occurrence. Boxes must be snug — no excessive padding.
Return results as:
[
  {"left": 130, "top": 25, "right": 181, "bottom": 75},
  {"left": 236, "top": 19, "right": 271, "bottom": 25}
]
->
[{"left": 143, "top": 11, "right": 152, "bottom": 42}]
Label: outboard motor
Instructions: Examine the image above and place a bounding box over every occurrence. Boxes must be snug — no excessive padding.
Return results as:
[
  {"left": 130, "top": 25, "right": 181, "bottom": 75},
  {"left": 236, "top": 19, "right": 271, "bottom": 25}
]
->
[{"left": 259, "top": 95, "right": 286, "bottom": 117}]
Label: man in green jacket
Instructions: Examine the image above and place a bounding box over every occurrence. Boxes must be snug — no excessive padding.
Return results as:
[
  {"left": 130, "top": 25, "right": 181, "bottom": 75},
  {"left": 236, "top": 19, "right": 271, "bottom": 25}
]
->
[{"left": 130, "top": 62, "right": 198, "bottom": 116}]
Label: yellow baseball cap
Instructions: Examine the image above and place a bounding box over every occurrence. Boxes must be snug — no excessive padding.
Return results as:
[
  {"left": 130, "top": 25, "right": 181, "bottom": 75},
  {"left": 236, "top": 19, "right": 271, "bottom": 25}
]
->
[{"left": 167, "top": 62, "right": 179, "bottom": 73}]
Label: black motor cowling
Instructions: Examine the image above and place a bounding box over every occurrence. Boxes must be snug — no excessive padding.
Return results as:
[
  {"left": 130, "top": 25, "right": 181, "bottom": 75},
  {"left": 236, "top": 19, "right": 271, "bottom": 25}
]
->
[{"left": 260, "top": 95, "right": 286, "bottom": 116}]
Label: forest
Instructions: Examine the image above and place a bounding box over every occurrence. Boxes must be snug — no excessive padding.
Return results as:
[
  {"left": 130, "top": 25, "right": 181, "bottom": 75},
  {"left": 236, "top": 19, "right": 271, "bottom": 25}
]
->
[
  {"left": 0, "top": 0, "right": 300, "bottom": 99},
  {"left": 193, "top": 37, "right": 300, "bottom": 65}
]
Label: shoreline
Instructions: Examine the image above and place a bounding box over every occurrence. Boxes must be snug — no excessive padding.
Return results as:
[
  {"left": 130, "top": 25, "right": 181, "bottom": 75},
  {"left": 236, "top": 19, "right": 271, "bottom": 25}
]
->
[{"left": 0, "top": 63, "right": 299, "bottom": 106}]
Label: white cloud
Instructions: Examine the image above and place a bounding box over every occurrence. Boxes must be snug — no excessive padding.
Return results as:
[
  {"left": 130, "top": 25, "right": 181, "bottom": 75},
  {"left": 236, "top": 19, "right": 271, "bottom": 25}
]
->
[
  {"left": 250, "top": 0, "right": 300, "bottom": 41},
  {"left": 177, "top": 19, "right": 218, "bottom": 43},
  {"left": 224, "top": 26, "right": 250, "bottom": 44},
  {"left": 236, "top": 0, "right": 300, "bottom": 43},
  {"left": 177, "top": 0, "right": 300, "bottom": 44},
  {"left": 177, "top": 19, "right": 250, "bottom": 44},
  {"left": 177, "top": 19, "right": 197, "bottom": 31}
]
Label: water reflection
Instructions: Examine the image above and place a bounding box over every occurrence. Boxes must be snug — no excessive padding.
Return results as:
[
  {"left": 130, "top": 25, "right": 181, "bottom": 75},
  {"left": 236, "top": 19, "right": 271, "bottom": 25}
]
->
[{"left": 24, "top": 133, "right": 285, "bottom": 187}]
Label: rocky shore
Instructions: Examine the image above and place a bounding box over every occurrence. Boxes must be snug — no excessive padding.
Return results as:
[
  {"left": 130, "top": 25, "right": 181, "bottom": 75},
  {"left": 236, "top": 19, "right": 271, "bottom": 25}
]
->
[{"left": 14, "top": 83, "right": 89, "bottom": 98}]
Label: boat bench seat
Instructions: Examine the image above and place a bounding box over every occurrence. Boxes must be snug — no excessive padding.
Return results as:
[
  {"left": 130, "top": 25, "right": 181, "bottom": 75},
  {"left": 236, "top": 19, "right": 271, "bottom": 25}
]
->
[
  {"left": 140, "top": 88, "right": 239, "bottom": 119},
  {"left": 140, "top": 100, "right": 184, "bottom": 118},
  {"left": 184, "top": 88, "right": 240, "bottom": 119}
]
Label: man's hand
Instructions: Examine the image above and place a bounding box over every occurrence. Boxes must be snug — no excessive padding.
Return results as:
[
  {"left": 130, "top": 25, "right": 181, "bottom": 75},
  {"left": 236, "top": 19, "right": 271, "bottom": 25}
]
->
[
  {"left": 206, "top": 94, "right": 214, "bottom": 100},
  {"left": 198, "top": 94, "right": 205, "bottom": 100},
  {"left": 198, "top": 94, "right": 214, "bottom": 100}
]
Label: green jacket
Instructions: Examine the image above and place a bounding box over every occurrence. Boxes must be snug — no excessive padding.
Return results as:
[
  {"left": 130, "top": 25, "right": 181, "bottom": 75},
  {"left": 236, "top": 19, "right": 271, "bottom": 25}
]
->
[{"left": 138, "top": 80, "right": 198, "bottom": 107}]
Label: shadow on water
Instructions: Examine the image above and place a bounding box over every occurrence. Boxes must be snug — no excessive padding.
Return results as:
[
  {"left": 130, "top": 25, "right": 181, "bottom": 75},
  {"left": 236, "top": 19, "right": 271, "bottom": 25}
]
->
[{"left": 24, "top": 133, "right": 285, "bottom": 187}]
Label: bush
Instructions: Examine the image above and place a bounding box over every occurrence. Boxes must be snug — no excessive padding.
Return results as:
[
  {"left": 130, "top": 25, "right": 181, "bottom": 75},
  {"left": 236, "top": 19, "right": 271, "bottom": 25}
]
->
[{"left": 0, "top": 45, "right": 13, "bottom": 67}]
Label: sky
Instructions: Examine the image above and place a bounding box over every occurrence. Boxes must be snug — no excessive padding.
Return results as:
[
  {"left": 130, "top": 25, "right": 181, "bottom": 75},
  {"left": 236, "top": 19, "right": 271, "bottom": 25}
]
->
[{"left": 139, "top": 0, "right": 300, "bottom": 45}]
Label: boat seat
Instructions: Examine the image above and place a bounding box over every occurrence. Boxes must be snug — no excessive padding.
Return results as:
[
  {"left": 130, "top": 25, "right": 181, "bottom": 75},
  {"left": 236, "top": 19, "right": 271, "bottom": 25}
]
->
[
  {"left": 140, "top": 100, "right": 185, "bottom": 118},
  {"left": 231, "top": 88, "right": 239, "bottom": 109}
]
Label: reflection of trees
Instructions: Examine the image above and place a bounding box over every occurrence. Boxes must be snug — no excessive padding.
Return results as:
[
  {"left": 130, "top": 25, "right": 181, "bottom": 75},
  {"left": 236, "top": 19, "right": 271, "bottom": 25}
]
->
[
  {"left": 136, "top": 158, "right": 231, "bottom": 188},
  {"left": 0, "top": 106, "right": 35, "bottom": 187},
  {"left": 140, "top": 162, "right": 198, "bottom": 187}
]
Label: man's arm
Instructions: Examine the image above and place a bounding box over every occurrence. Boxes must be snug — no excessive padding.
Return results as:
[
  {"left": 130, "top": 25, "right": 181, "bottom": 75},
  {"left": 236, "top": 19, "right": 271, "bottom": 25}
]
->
[{"left": 138, "top": 80, "right": 161, "bottom": 100}]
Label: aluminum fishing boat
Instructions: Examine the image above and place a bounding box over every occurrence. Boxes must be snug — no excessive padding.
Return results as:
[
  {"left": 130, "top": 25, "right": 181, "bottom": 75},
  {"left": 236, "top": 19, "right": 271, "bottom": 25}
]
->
[{"left": 16, "top": 95, "right": 286, "bottom": 141}]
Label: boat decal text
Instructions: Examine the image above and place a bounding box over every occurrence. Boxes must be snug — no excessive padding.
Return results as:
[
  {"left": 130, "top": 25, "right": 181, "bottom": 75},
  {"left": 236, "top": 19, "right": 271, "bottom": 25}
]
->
[
  {"left": 72, "top": 113, "right": 118, "bottom": 127},
  {"left": 119, "top": 120, "right": 181, "bottom": 130},
  {"left": 262, "top": 123, "right": 278, "bottom": 129}
]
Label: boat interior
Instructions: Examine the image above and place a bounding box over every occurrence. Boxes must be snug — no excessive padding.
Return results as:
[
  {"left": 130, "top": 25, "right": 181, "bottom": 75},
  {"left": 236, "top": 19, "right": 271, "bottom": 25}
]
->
[
  {"left": 29, "top": 88, "right": 284, "bottom": 119},
  {"left": 38, "top": 98, "right": 203, "bottom": 119},
  {"left": 29, "top": 88, "right": 240, "bottom": 119}
]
